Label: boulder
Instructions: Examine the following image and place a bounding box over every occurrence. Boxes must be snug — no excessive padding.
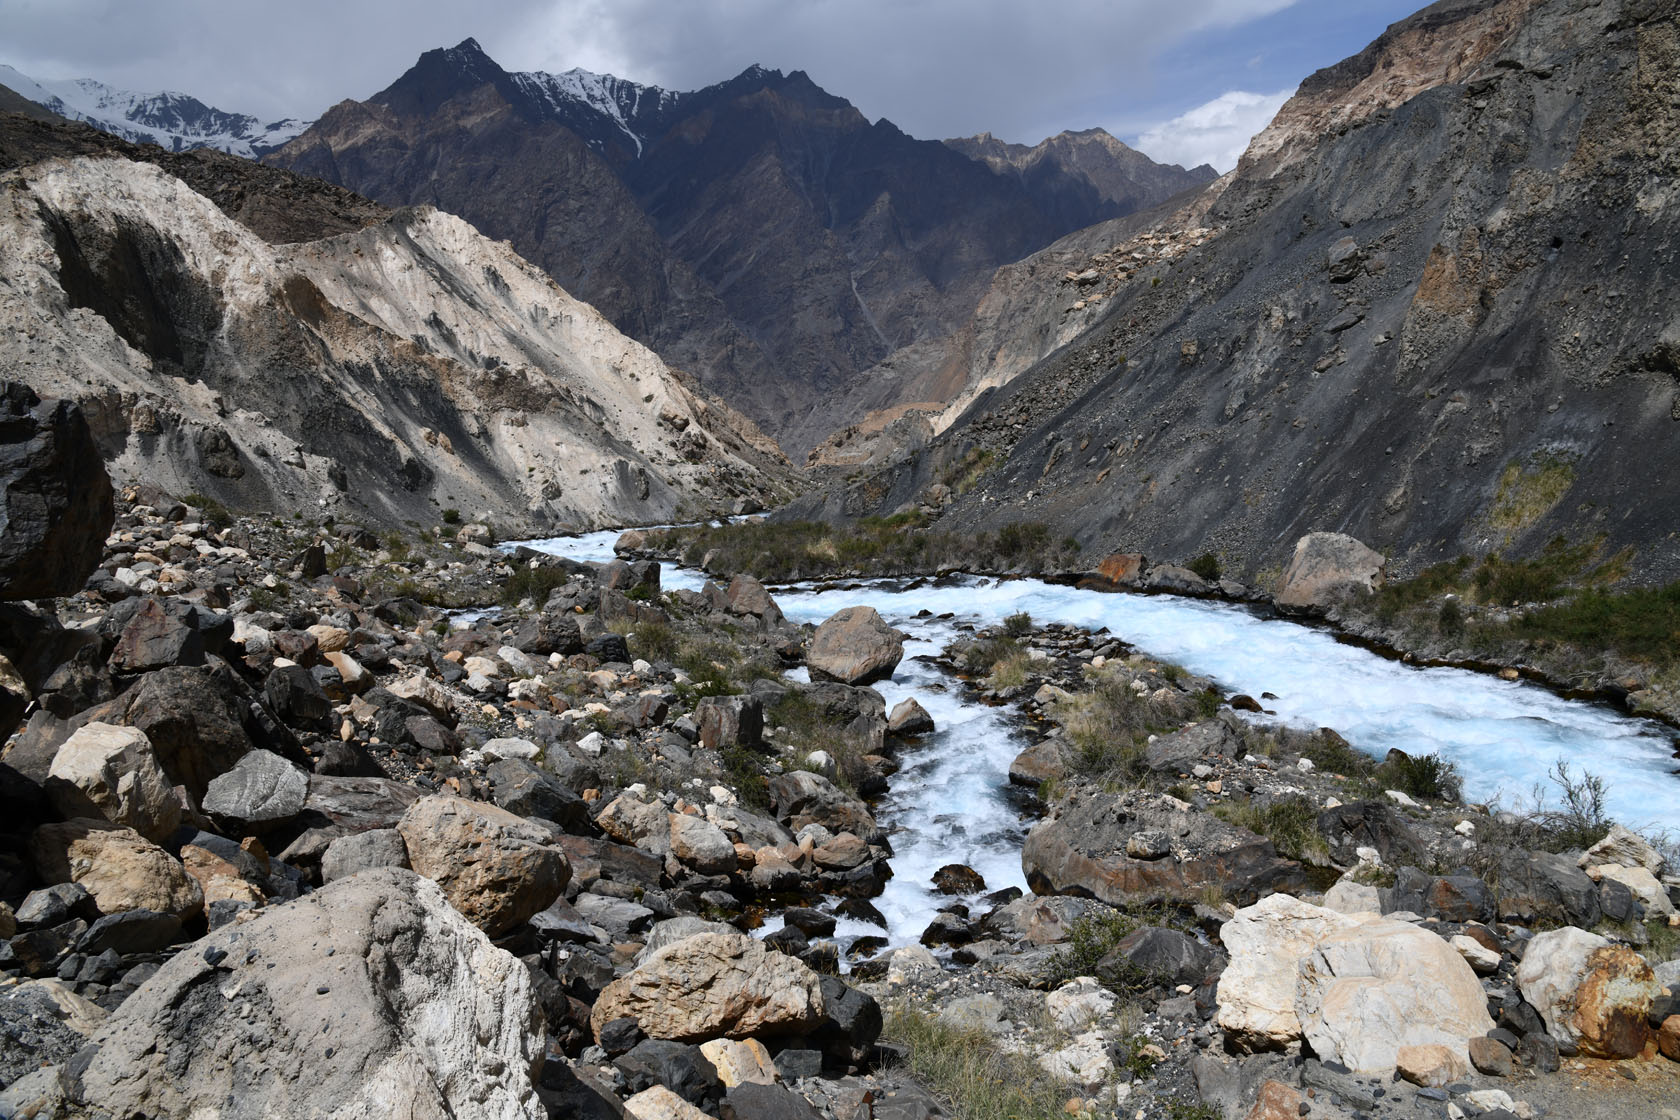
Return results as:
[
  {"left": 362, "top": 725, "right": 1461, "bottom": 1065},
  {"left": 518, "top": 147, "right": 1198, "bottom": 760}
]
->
[
  {"left": 591, "top": 932, "right": 826, "bottom": 1043},
  {"left": 0, "top": 382, "right": 114, "bottom": 601},
  {"left": 29, "top": 819, "right": 203, "bottom": 919},
  {"left": 1274, "top": 532, "right": 1385, "bottom": 613},
  {"left": 1515, "top": 926, "right": 1660, "bottom": 1059},
  {"left": 699, "top": 1037, "right": 778, "bottom": 1087},
  {"left": 1395, "top": 1044, "right": 1469, "bottom": 1088},
  {"left": 724, "top": 576, "right": 784, "bottom": 626},
  {"left": 1495, "top": 849, "right": 1602, "bottom": 928},
  {"left": 1218, "top": 894, "right": 1364, "bottom": 1049},
  {"left": 697, "top": 694, "right": 764, "bottom": 751},
  {"left": 1096, "top": 552, "right": 1146, "bottom": 586},
  {"left": 65, "top": 868, "right": 545, "bottom": 1120},
  {"left": 1143, "top": 720, "right": 1238, "bottom": 774},
  {"left": 1008, "top": 739, "right": 1071, "bottom": 786},
  {"left": 44, "top": 721, "right": 181, "bottom": 842},
  {"left": 626, "top": 1085, "right": 712, "bottom": 1120},
  {"left": 805, "top": 607, "right": 903, "bottom": 685},
  {"left": 108, "top": 597, "right": 208, "bottom": 672},
  {"left": 396, "top": 795, "right": 570, "bottom": 936},
  {"left": 1099, "top": 926, "right": 1214, "bottom": 987},
  {"left": 1023, "top": 793, "right": 1304, "bottom": 908},
  {"left": 1580, "top": 823, "right": 1666, "bottom": 875},
  {"left": 768, "top": 770, "right": 878, "bottom": 840},
  {"left": 488, "top": 758, "right": 591, "bottom": 832},
  {"left": 887, "top": 698, "right": 934, "bottom": 735},
  {"left": 117, "top": 664, "right": 259, "bottom": 800},
  {"left": 669, "top": 813, "right": 737, "bottom": 875},
  {"left": 616, "top": 1039, "right": 724, "bottom": 1107},
  {"left": 321, "top": 828, "right": 411, "bottom": 882},
  {"left": 201, "top": 748, "right": 309, "bottom": 831},
  {"left": 1295, "top": 912, "right": 1495, "bottom": 1073}
]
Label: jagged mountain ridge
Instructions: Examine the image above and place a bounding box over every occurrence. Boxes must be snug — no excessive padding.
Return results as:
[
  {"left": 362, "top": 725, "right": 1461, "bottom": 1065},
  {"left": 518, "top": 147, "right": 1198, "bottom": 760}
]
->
[
  {"left": 788, "top": 0, "right": 1680, "bottom": 584},
  {"left": 0, "top": 117, "right": 799, "bottom": 531},
  {"left": 268, "top": 39, "right": 1212, "bottom": 453},
  {"left": 0, "top": 64, "right": 307, "bottom": 158}
]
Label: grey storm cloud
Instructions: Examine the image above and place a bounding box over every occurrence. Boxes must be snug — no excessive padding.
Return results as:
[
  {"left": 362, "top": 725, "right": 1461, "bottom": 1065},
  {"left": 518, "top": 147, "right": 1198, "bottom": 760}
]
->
[{"left": 0, "top": 0, "right": 1300, "bottom": 149}]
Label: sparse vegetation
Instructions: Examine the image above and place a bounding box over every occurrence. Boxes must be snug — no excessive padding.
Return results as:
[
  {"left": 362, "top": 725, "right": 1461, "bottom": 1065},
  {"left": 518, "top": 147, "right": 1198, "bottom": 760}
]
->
[
  {"left": 1187, "top": 552, "right": 1221, "bottom": 582},
  {"left": 1044, "top": 910, "right": 1142, "bottom": 988},
  {"left": 1213, "top": 795, "right": 1330, "bottom": 864},
  {"left": 500, "top": 564, "right": 572, "bottom": 606},
  {"left": 882, "top": 1007, "right": 1068, "bottom": 1120},
  {"left": 646, "top": 513, "right": 1078, "bottom": 582},
  {"left": 1377, "top": 751, "right": 1462, "bottom": 803},
  {"left": 1488, "top": 451, "right": 1577, "bottom": 533},
  {"left": 181, "top": 492, "right": 233, "bottom": 526}
]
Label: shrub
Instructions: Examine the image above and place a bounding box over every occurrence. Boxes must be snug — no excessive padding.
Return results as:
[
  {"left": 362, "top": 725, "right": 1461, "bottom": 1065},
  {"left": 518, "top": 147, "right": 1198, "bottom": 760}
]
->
[
  {"left": 626, "top": 620, "right": 678, "bottom": 663},
  {"left": 181, "top": 492, "right": 233, "bottom": 526},
  {"left": 1003, "top": 610, "right": 1034, "bottom": 638},
  {"left": 996, "top": 521, "right": 1050, "bottom": 560},
  {"left": 1187, "top": 552, "right": 1221, "bottom": 582},
  {"left": 986, "top": 647, "right": 1032, "bottom": 691},
  {"left": 1044, "top": 910, "right": 1142, "bottom": 989},
  {"left": 1377, "top": 751, "right": 1462, "bottom": 803},
  {"left": 441, "top": 508, "right": 461, "bottom": 524},
  {"left": 1214, "top": 796, "right": 1329, "bottom": 863},
  {"left": 500, "top": 565, "right": 571, "bottom": 606}
]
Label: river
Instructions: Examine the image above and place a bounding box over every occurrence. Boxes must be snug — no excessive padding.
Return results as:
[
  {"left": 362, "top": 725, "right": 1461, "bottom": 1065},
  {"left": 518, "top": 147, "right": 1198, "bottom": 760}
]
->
[{"left": 513, "top": 529, "right": 1680, "bottom": 949}]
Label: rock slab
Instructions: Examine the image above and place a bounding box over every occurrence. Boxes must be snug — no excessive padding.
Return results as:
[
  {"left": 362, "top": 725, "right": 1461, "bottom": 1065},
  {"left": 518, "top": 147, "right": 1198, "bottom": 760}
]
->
[
  {"left": 67, "top": 868, "right": 545, "bottom": 1120},
  {"left": 592, "top": 932, "right": 826, "bottom": 1043}
]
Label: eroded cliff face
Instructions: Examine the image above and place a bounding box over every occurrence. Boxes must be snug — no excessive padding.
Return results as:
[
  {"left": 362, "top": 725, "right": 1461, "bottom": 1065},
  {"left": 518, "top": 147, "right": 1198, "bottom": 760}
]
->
[
  {"left": 0, "top": 154, "right": 800, "bottom": 531},
  {"left": 790, "top": 0, "right": 1680, "bottom": 582}
]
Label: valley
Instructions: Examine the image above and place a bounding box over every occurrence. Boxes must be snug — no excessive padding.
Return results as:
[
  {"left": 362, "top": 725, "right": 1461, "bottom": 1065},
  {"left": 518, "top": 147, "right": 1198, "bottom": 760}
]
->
[{"left": 1, "top": 1, "right": 1678, "bottom": 1119}]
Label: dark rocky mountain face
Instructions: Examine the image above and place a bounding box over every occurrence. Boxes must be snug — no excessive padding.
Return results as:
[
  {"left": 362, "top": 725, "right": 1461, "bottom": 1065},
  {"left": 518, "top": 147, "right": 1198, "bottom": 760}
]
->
[
  {"left": 268, "top": 41, "right": 1209, "bottom": 454},
  {"left": 789, "top": 0, "right": 1680, "bottom": 584}
]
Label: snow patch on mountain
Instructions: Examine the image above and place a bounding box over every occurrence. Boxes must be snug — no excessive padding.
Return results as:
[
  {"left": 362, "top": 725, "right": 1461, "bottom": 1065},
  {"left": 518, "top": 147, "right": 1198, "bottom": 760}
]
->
[
  {"left": 511, "top": 67, "right": 678, "bottom": 156},
  {"left": 0, "top": 64, "right": 309, "bottom": 158}
]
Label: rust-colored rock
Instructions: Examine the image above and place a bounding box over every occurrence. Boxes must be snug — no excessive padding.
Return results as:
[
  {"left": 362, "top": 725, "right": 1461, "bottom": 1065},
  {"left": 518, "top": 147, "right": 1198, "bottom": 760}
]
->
[
  {"left": 1096, "top": 552, "right": 1146, "bottom": 586},
  {"left": 1244, "top": 1080, "right": 1302, "bottom": 1120}
]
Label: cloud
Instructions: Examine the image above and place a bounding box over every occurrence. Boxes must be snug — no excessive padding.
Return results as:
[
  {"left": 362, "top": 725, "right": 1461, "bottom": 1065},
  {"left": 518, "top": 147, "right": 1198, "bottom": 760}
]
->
[
  {"left": 1131, "top": 87, "right": 1294, "bottom": 172},
  {"left": 0, "top": 0, "right": 1303, "bottom": 145}
]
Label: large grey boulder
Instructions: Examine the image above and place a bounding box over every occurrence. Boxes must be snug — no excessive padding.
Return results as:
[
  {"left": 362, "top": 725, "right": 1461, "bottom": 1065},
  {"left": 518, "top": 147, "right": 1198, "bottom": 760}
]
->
[
  {"left": 201, "top": 749, "right": 309, "bottom": 831},
  {"left": 0, "top": 382, "right": 114, "bottom": 601},
  {"left": 1274, "top": 532, "right": 1385, "bottom": 614},
  {"left": 805, "top": 607, "right": 903, "bottom": 685},
  {"left": 767, "top": 770, "right": 879, "bottom": 841},
  {"left": 64, "top": 868, "right": 545, "bottom": 1119}
]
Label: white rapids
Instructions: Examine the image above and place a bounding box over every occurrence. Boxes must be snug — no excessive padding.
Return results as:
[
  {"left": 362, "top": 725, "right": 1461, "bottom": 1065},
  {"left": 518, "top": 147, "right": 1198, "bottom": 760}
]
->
[{"left": 514, "top": 531, "right": 1680, "bottom": 949}]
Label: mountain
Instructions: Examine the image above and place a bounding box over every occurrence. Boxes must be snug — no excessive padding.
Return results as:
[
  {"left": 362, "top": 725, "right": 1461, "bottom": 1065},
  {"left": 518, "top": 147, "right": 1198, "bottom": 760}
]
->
[
  {"left": 0, "top": 115, "right": 799, "bottom": 530},
  {"left": 268, "top": 41, "right": 1210, "bottom": 453},
  {"left": 787, "top": 0, "right": 1680, "bottom": 584},
  {"left": 0, "top": 64, "right": 308, "bottom": 158},
  {"left": 946, "top": 128, "right": 1216, "bottom": 232}
]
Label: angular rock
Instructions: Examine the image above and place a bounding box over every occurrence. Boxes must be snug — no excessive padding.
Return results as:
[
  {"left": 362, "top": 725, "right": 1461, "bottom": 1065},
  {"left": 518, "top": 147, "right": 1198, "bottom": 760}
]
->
[
  {"left": 29, "top": 819, "right": 203, "bottom": 920},
  {"left": 396, "top": 794, "right": 570, "bottom": 936},
  {"left": 1468, "top": 1035, "right": 1514, "bottom": 1077},
  {"left": 1100, "top": 926, "right": 1214, "bottom": 987},
  {"left": 77, "top": 908, "right": 182, "bottom": 955},
  {"left": 301, "top": 774, "right": 422, "bottom": 831},
  {"left": 66, "top": 868, "right": 544, "bottom": 1120},
  {"left": 805, "top": 607, "right": 903, "bottom": 685},
  {"left": 669, "top": 813, "right": 737, "bottom": 875},
  {"left": 0, "top": 382, "right": 114, "bottom": 601},
  {"left": 1295, "top": 914, "right": 1494, "bottom": 1073},
  {"left": 1274, "top": 532, "right": 1385, "bottom": 613},
  {"left": 488, "top": 757, "right": 590, "bottom": 833},
  {"left": 768, "top": 770, "right": 878, "bottom": 840},
  {"left": 887, "top": 698, "right": 934, "bottom": 735},
  {"left": 1515, "top": 926, "right": 1660, "bottom": 1059},
  {"left": 321, "top": 828, "right": 411, "bottom": 882},
  {"left": 1395, "top": 1043, "right": 1469, "bottom": 1088},
  {"left": 1008, "top": 738, "right": 1071, "bottom": 786},
  {"left": 45, "top": 721, "right": 181, "bottom": 842},
  {"left": 616, "top": 1039, "right": 723, "bottom": 1107},
  {"left": 118, "top": 664, "right": 258, "bottom": 800},
  {"left": 591, "top": 932, "right": 826, "bottom": 1042},
  {"left": 932, "top": 864, "right": 987, "bottom": 894},
  {"left": 626, "top": 1085, "right": 712, "bottom": 1120},
  {"left": 201, "top": 748, "right": 309, "bottom": 831},
  {"left": 1495, "top": 849, "right": 1602, "bottom": 928},
  {"left": 724, "top": 575, "right": 784, "bottom": 626},
  {"left": 1580, "top": 824, "right": 1665, "bottom": 876},
  {"left": 700, "top": 1037, "right": 779, "bottom": 1087},
  {"left": 1144, "top": 720, "right": 1238, "bottom": 774},
  {"left": 1024, "top": 793, "right": 1304, "bottom": 908},
  {"left": 697, "top": 694, "right": 764, "bottom": 751}
]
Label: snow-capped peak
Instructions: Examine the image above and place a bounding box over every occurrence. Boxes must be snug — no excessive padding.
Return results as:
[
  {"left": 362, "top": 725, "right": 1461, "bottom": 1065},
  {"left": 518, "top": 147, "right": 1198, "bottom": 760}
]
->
[
  {"left": 0, "top": 63, "right": 310, "bottom": 158},
  {"left": 511, "top": 67, "right": 679, "bottom": 157}
]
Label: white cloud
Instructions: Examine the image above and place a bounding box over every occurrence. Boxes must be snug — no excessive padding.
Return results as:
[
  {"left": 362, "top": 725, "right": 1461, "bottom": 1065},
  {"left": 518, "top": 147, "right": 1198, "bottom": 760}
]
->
[{"left": 1131, "top": 87, "right": 1294, "bottom": 173}]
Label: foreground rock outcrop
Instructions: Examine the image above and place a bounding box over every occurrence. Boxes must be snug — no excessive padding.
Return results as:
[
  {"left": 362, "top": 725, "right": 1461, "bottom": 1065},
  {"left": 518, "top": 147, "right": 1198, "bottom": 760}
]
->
[{"left": 56, "top": 868, "right": 546, "bottom": 1119}]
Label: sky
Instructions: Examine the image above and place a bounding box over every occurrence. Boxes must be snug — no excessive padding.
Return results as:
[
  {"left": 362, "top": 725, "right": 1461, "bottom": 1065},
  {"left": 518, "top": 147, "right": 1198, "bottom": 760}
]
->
[{"left": 0, "top": 0, "right": 1424, "bottom": 172}]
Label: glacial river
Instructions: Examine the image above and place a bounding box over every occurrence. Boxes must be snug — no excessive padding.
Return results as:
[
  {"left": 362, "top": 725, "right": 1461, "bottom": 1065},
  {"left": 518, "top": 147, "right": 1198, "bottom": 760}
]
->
[{"left": 514, "top": 530, "right": 1680, "bottom": 948}]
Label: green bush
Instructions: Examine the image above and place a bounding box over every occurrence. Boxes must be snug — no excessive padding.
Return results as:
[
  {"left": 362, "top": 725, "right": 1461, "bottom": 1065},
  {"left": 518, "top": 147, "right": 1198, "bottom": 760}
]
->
[
  {"left": 1377, "top": 751, "right": 1462, "bottom": 803},
  {"left": 1003, "top": 611, "right": 1034, "bottom": 638},
  {"left": 181, "top": 492, "right": 233, "bottom": 526},
  {"left": 500, "top": 565, "right": 572, "bottom": 606},
  {"left": 441, "top": 508, "right": 461, "bottom": 524},
  {"left": 1187, "top": 552, "right": 1221, "bottom": 582},
  {"left": 1214, "top": 796, "right": 1329, "bottom": 863}
]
